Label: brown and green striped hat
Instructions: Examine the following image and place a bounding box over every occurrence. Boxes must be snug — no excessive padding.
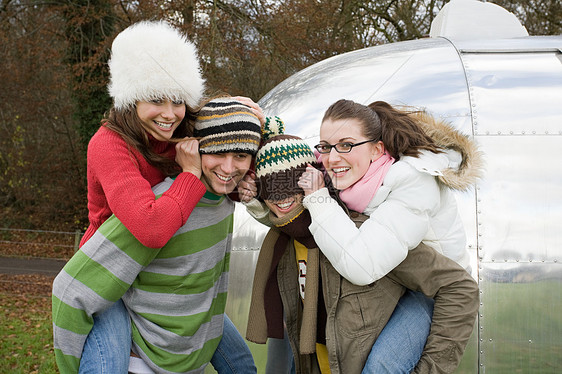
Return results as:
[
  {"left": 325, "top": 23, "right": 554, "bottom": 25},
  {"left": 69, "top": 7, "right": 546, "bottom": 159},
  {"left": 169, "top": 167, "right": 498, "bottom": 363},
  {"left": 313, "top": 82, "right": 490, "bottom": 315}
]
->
[
  {"left": 194, "top": 97, "right": 261, "bottom": 155},
  {"left": 255, "top": 117, "right": 317, "bottom": 201}
]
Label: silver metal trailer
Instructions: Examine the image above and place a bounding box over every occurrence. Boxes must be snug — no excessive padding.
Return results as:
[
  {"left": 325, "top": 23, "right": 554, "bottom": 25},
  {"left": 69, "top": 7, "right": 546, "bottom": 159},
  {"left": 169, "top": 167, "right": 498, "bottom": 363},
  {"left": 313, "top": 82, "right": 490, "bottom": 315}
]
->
[{"left": 223, "top": 1, "right": 562, "bottom": 372}]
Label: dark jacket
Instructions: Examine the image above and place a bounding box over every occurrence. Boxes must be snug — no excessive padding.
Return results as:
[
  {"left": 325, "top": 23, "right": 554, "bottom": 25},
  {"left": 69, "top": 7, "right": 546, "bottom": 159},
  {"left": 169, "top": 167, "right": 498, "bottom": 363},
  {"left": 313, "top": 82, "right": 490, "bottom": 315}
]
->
[{"left": 247, "top": 213, "right": 479, "bottom": 374}]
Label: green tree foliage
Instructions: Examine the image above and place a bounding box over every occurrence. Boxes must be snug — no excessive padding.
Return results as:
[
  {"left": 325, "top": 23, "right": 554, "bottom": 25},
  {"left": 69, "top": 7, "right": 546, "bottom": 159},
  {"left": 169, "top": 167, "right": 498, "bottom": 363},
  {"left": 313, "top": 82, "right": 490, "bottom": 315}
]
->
[
  {"left": 62, "top": 0, "right": 115, "bottom": 146},
  {"left": 0, "top": 0, "right": 558, "bottom": 230},
  {"left": 0, "top": 1, "right": 87, "bottom": 229}
]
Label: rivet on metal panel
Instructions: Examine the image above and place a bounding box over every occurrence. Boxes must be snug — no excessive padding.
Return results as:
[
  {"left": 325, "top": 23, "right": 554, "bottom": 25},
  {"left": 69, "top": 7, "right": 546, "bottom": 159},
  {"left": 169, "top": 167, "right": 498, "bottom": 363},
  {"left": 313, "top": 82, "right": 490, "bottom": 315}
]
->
[
  {"left": 497, "top": 131, "right": 501, "bottom": 135},
  {"left": 522, "top": 131, "right": 526, "bottom": 134},
  {"left": 510, "top": 131, "right": 513, "bottom": 134},
  {"left": 545, "top": 131, "right": 549, "bottom": 134},
  {"left": 529, "top": 340, "right": 532, "bottom": 344},
  {"left": 516, "top": 259, "right": 520, "bottom": 262},
  {"left": 489, "top": 338, "right": 492, "bottom": 341},
  {"left": 532, "top": 131, "right": 536, "bottom": 134}
]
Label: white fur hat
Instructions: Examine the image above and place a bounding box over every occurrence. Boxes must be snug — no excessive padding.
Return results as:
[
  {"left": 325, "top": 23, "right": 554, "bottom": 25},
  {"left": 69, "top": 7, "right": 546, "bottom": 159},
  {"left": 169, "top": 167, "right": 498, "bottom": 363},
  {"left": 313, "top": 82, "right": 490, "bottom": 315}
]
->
[{"left": 108, "top": 20, "right": 205, "bottom": 110}]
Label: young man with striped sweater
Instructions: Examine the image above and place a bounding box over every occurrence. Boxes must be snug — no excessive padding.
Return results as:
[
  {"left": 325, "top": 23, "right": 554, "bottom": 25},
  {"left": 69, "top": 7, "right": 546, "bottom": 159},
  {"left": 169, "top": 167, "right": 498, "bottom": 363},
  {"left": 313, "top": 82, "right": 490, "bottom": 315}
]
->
[{"left": 52, "top": 97, "right": 262, "bottom": 373}]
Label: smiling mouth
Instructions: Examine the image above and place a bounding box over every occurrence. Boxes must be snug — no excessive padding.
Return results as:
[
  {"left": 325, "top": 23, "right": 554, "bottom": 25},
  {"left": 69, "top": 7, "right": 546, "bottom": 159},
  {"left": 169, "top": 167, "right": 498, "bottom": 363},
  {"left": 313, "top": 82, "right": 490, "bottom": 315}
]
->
[
  {"left": 216, "top": 173, "right": 234, "bottom": 182},
  {"left": 154, "top": 120, "right": 174, "bottom": 130},
  {"left": 276, "top": 200, "right": 294, "bottom": 210},
  {"left": 331, "top": 167, "right": 350, "bottom": 175}
]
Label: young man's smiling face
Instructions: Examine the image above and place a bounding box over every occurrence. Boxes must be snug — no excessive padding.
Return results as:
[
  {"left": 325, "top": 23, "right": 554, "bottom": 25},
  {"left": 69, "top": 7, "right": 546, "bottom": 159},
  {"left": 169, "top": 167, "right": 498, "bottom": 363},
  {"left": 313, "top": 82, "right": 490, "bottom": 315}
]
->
[{"left": 200, "top": 152, "right": 253, "bottom": 195}]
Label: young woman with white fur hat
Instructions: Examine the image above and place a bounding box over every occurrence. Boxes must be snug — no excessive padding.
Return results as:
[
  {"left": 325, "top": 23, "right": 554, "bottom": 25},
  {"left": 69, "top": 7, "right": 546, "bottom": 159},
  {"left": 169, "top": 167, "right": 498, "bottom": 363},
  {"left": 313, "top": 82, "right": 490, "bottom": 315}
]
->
[
  {"left": 53, "top": 97, "right": 263, "bottom": 373},
  {"left": 59, "top": 20, "right": 261, "bottom": 374}
]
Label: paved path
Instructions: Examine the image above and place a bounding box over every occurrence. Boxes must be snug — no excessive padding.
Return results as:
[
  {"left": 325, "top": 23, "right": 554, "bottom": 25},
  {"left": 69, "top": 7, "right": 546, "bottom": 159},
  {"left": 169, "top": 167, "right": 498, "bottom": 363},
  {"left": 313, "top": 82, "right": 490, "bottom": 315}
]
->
[{"left": 0, "top": 256, "right": 67, "bottom": 276}]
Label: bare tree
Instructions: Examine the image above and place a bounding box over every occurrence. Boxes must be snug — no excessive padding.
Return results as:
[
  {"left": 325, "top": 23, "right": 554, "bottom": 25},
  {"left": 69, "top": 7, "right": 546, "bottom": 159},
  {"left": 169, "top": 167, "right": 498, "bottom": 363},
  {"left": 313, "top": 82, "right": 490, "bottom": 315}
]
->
[{"left": 0, "top": 0, "right": 556, "bottom": 230}]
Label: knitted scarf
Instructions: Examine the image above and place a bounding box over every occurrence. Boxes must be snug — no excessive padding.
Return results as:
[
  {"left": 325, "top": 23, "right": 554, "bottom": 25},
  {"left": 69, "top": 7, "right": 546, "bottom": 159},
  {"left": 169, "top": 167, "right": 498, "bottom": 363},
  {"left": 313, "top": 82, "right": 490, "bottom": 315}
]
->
[
  {"left": 265, "top": 205, "right": 317, "bottom": 337},
  {"left": 339, "top": 152, "right": 394, "bottom": 212},
  {"left": 247, "top": 203, "right": 332, "bottom": 354}
]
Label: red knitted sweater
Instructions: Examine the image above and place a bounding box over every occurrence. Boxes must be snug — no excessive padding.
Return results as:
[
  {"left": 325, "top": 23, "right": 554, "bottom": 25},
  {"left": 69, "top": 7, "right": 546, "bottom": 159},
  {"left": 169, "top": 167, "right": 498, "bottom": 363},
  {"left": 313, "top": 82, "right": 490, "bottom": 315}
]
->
[{"left": 80, "top": 126, "right": 206, "bottom": 248}]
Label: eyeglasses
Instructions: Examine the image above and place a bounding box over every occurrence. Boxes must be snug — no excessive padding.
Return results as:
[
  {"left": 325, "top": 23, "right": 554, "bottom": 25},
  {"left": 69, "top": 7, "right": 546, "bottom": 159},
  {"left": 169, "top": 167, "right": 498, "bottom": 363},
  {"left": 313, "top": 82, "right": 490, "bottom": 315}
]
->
[{"left": 314, "top": 139, "right": 377, "bottom": 154}]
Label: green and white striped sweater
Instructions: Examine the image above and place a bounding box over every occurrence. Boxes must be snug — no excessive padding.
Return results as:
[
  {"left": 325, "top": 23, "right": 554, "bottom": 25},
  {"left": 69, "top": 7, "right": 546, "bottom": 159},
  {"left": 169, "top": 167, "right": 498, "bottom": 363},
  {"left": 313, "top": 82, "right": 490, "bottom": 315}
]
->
[{"left": 52, "top": 178, "right": 234, "bottom": 373}]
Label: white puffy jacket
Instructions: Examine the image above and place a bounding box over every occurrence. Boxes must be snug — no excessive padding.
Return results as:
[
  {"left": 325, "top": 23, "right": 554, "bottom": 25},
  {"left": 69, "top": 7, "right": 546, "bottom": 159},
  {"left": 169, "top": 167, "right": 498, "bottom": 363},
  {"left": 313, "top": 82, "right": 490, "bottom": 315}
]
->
[{"left": 303, "top": 113, "right": 484, "bottom": 286}]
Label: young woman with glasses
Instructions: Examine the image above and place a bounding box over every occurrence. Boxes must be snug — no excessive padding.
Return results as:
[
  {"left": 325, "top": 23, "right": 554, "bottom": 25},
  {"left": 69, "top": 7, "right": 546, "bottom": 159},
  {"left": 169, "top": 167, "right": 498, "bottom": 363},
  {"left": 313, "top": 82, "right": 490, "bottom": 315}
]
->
[{"left": 297, "top": 99, "right": 484, "bottom": 373}]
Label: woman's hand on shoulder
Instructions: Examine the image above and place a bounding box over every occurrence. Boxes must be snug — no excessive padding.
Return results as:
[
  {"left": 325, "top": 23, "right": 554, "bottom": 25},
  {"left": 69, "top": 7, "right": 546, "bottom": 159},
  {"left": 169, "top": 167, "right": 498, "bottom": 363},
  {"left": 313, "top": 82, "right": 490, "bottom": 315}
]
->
[
  {"left": 232, "top": 96, "right": 266, "bottom": 126},
  {"left": 298, "top": 164, "right": 325, "bottom": 196},
  {"left": 176, "top": 138, "right": 202, "bottom": 178}
]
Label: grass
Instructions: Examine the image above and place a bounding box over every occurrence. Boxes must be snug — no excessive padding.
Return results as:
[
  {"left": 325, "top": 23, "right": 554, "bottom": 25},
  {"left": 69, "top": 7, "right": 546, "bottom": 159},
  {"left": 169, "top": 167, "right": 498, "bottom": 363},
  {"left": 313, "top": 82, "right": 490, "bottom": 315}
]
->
[{"left": 0, "top": 275, "right": 58, "bottom": 374}]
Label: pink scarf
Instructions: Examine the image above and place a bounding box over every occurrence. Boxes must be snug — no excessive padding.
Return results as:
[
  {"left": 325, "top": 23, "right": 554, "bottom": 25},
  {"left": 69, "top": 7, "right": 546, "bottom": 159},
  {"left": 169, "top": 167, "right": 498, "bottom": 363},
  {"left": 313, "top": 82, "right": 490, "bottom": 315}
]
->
[{"left": 338, "top": 152, "right": 395, "bottom": 213}]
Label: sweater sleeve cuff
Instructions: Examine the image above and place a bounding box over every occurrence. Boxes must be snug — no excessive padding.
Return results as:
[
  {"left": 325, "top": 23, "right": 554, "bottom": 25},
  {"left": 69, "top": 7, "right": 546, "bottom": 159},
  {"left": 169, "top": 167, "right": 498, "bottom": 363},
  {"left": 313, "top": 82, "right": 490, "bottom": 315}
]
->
[
  {"left": 243, "top": 199, "right": 268, "bottom": 217},
  {"left": 243, "top": 199, "right": 273, "bottom": 227}
]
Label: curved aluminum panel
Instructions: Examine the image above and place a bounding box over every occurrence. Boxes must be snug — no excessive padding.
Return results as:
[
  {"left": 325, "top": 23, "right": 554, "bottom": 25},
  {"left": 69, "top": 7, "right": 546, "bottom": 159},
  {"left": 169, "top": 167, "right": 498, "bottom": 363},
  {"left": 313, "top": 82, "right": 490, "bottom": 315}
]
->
[
  {"left": 225, "top": 35, "right": 562, "bottom": 373},
  {"left": 462, "top": 52, "right": 562, "bottom": 136},
  {"left": 259, "top": 37, "right": 473, "bottom": 142}
]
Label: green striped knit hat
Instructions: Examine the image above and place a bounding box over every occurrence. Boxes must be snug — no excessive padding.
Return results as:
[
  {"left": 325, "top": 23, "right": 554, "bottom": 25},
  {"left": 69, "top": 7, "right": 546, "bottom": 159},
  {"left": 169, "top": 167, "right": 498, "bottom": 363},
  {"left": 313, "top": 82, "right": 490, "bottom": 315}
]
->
[
  {"left": 194, "top": 97, "right": 261, "bottom": 155},
  {"left": 255, "top": 117, "right": 317, "bottom": 201}
]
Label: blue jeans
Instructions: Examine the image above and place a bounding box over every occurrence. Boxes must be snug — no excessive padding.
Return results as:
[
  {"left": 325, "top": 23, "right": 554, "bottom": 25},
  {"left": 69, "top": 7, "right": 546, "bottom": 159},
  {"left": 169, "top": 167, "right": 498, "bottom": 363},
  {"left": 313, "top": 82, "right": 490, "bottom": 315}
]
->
[
  {"left": 211, "top": 314, "right": 257, "bottom": 373},
  {"left": 266, "top": 328, "right": 296, "bottom": 374},
  {"left": 79, "top": 299, "right": 256, "bottom": 373},
  {"left": 79, "top": 299, "right": 131, "bottom": 373},
  {"left": 362, "top": 290, "right": 435, "bottom": 374}
]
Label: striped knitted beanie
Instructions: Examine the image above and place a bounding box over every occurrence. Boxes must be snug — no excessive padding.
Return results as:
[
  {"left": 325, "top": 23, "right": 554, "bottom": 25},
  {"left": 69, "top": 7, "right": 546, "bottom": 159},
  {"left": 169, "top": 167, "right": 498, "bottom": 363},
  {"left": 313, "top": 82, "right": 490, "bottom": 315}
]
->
[
  {"left": 255, "top": 117, "right": 317, "bottom": 201},
  {"left": 194, "top": 98, "right": 261, "bottom": 155}
]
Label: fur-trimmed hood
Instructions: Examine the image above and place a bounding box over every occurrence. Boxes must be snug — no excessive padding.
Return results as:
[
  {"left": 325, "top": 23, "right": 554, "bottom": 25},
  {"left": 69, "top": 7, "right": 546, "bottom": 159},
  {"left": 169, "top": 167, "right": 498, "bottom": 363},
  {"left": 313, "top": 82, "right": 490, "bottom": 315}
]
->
[{"left": 414, "top": 112, "right": 485, "bottom": 191}]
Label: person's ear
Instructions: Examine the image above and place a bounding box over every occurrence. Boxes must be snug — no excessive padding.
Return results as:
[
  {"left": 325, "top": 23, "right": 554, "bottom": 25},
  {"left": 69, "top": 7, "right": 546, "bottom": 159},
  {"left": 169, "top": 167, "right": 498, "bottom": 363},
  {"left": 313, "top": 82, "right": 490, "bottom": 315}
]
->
[{"left": 371, "top": 141, "right": 385, "bottom": 162}]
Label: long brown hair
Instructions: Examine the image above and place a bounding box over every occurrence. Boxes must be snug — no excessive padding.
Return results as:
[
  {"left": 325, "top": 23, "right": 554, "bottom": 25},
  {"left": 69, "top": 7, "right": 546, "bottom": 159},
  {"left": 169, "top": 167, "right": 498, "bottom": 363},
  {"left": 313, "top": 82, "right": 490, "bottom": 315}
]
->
[
  {"left": 322, "top": 99, "right": 442, "bottom": 160},
  {"left": 102, "top": 104, "right": 197, "bottom": 176}
]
